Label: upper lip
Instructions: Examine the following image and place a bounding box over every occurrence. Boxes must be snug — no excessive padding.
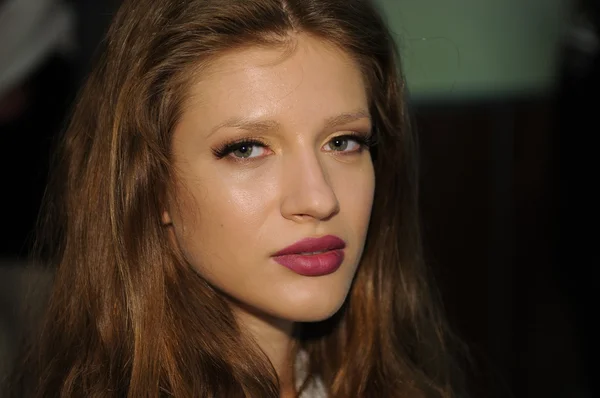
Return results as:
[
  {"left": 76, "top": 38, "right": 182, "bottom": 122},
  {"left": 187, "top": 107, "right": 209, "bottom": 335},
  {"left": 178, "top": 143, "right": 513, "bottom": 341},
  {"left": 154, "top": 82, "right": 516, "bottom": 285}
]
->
[{"left": 273, "top": 235, "right": 346, "bottom": 256}]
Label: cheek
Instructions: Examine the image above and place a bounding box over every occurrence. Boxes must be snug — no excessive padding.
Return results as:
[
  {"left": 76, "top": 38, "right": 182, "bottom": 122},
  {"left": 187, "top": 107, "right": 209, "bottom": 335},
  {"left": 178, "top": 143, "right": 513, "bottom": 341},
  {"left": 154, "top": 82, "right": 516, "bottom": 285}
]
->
[
  {"left": 207, "top": 169, "right": 280, "bottom": 233},
  {"left": 336, "top": 162, "right": 375, "bottom": 225},
  {"left": 170, "top": 171, "right": 278, "bottom": 261}
]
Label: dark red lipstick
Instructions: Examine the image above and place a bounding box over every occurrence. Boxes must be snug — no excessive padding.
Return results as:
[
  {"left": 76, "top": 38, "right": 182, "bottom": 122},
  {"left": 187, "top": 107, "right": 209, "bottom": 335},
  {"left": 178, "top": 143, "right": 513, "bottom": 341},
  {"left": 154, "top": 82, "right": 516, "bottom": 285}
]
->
[{"left": 272, "top": 235, "right": 346, "bottom": 276}]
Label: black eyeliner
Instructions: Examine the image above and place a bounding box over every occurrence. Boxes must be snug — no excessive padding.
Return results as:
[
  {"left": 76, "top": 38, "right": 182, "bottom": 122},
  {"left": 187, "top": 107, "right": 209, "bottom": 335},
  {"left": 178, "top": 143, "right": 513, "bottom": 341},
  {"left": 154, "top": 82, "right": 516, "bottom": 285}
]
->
[
  {"left": 211, "top": 131, "right": 374, "bottom": 160},
  {"left": 211, "top": 137, "right": 268, "bottom": 159},
  {"left": 332, "top": 131, "right": 374, "bottom": 150}
]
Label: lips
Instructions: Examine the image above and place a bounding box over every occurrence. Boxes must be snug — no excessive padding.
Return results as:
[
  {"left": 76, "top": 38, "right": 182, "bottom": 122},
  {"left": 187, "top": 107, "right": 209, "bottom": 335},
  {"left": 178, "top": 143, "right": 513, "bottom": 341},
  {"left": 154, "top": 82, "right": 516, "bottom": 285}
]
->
[
  {"left": 272, "top": 235, "right": 346, "bottom": 276},
  {"left": 273, "top": 235, "right": 346, "bottom": 256}
]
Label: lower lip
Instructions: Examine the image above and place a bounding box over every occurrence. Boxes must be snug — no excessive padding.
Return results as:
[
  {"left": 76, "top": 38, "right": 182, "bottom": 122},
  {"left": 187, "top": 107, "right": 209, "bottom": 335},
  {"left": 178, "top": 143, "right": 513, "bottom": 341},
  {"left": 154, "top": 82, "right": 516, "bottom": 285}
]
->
[{"left": 273, "top": 250, "right": 345, "bottom": 276}]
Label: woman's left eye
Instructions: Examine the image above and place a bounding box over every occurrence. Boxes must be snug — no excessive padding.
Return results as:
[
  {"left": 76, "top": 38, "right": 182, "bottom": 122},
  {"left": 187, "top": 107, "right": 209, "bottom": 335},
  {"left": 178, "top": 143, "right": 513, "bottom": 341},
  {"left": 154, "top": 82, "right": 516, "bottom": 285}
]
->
[{"left": 323, "top": 135, "right": 365, "bottom": 153}]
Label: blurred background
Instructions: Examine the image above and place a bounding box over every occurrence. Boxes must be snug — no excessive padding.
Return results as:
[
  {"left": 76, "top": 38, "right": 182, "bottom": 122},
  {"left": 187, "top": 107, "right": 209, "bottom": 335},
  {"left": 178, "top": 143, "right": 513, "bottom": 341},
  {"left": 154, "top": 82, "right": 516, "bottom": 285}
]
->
[{"left": 0, "top": 0, "right": 596, "bottom": 397}]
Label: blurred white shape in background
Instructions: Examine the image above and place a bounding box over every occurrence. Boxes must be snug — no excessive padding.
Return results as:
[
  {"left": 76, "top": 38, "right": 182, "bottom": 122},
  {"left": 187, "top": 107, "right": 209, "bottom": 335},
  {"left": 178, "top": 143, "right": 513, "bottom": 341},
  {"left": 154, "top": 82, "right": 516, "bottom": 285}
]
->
[{"left": 0, "top": 0, "right": 74, "bottom": 98}]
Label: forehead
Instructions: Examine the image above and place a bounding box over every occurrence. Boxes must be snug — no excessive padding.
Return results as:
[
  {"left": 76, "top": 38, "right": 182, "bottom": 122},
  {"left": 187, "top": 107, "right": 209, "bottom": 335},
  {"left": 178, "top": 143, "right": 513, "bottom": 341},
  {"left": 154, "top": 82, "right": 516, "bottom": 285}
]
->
[{"left": 181, "top": 34, "right": 369, "bottom": 131}]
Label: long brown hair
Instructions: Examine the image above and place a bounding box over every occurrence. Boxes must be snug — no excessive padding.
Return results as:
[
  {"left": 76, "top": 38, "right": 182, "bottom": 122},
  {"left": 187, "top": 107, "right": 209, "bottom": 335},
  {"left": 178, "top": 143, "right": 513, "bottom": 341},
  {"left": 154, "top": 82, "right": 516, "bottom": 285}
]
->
[{"left": 7, "top": 0, "right": 466, "bottom": 397}]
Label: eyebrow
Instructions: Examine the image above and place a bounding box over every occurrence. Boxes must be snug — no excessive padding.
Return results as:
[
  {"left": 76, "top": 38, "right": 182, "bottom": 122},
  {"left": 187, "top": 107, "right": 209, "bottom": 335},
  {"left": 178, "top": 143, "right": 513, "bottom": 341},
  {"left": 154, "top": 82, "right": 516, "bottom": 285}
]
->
[{"left": 209, "top": 109, "right": 371, "bottom": 137}]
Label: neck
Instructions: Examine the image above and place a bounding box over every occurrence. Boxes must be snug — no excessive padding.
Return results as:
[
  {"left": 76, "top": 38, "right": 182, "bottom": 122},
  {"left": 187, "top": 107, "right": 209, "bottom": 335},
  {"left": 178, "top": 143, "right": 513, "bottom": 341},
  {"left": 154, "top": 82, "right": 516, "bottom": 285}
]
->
[{"left": 233, "top": 304, "right": 297, "bottom": 397}]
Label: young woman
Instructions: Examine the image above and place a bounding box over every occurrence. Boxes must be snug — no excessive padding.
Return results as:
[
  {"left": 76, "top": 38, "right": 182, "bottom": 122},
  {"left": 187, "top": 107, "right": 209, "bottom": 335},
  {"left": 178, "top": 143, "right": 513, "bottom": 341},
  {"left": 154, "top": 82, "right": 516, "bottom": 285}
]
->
[{"left": 8, "top": 0, "right": 466, "bottom": 396}]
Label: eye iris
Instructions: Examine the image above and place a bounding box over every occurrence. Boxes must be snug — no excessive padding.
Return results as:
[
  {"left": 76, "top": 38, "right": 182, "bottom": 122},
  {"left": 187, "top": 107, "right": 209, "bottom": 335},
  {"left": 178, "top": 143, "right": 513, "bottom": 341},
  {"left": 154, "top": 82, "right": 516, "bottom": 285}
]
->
[
  {"left": 331, "top": 138, "right": 348, "bottom": 151},
  {"left": 234, "top": 145, "right": 253, "bottom": 158}
]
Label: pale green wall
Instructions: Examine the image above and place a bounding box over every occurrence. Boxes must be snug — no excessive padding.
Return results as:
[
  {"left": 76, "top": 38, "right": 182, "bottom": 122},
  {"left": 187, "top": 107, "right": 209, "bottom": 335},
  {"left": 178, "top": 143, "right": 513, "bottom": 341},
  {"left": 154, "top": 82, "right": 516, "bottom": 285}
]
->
[{"left": 376, "top": 0, "right": 570, "bottom": 100}]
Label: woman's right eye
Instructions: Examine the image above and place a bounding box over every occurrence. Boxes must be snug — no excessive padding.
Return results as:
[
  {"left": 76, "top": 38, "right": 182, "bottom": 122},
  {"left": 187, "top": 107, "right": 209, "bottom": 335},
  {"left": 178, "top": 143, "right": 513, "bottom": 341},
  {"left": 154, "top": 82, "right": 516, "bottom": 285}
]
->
[
  {"left": 212, "top": 139, "right": 271, "bottom": 160},
  {"left": 230, "top": 142, "right": 268, "bottom": 159}
]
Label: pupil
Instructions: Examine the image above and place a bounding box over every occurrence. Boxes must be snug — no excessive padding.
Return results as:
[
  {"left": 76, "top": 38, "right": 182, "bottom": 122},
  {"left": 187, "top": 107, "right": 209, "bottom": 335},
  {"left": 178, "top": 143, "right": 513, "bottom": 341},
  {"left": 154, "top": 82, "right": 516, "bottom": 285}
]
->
[
  {"left": 332, "top": 138, "right": 347, "bottom": 150},
  {"left": 235, "top": 145, "right": 252, "bottom": 157}
]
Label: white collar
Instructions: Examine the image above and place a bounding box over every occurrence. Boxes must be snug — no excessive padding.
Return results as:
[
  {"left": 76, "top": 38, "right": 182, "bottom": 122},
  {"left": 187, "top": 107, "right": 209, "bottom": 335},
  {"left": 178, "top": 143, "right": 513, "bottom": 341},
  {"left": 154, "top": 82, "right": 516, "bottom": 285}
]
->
[{"left": 295, "top": 351, "right": 327, "bottom": 398}]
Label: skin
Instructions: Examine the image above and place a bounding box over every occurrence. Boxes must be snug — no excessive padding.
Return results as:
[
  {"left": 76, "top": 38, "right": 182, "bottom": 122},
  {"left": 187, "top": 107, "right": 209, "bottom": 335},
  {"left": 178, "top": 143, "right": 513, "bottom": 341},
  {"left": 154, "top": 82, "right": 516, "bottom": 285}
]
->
[{"left": 166, "top": 34, "right": 375, "bottom": 395}]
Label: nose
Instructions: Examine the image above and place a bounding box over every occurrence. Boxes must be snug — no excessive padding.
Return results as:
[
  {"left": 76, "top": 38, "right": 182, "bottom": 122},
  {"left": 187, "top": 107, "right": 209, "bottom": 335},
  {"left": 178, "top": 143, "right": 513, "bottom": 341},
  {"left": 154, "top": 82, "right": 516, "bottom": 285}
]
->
[{"left": 280, "top": 151, "right": 340, "bottom": 222}]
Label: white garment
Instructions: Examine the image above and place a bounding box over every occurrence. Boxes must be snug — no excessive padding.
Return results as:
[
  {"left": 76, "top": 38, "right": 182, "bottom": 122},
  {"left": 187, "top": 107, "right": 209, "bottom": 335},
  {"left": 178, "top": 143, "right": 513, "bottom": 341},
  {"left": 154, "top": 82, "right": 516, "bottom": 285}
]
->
[{"left": 295, "top": 351, "right": 327, "bottom": 398}]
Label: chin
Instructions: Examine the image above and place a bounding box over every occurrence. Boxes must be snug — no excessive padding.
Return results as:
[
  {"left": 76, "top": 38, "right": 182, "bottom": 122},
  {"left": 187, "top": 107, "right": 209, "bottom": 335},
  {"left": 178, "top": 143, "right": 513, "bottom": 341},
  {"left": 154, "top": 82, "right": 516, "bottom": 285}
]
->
[
  {"left": 287, "top": 308, "right": 343, "bottom": 323},
  {"left": 270, "top": 286, "right": 350, "bottom": 323}
]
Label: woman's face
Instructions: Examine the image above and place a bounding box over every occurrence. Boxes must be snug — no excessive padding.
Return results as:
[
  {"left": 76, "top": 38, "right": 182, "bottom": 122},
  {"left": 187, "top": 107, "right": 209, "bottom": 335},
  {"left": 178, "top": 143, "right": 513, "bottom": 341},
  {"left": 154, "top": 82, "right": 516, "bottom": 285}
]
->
[{"left": 167, "top": 34, "right": 375, "bottom": 323}]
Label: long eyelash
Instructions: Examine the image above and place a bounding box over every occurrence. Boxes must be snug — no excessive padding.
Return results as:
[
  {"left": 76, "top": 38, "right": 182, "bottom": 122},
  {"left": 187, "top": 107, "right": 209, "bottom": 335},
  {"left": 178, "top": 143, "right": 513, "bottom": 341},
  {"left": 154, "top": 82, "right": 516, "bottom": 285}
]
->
[
  {"left": 336, "top": 131, "right": 376, "bottom": 149},
  {"left": 211, "top": 137, "right": 268, "bottom": 159},
  {"left": 211, "top": 132, "right": 375, "bottom": 159}
]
